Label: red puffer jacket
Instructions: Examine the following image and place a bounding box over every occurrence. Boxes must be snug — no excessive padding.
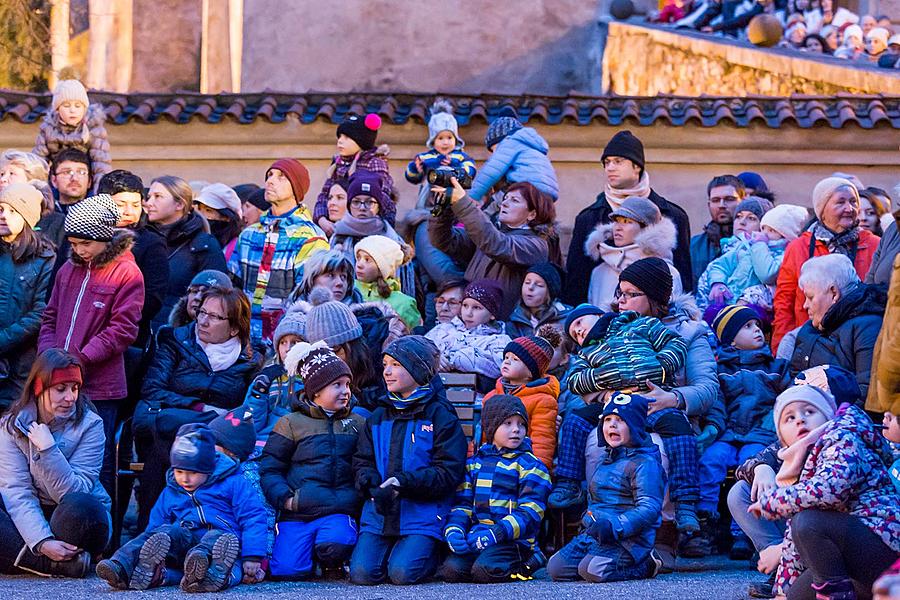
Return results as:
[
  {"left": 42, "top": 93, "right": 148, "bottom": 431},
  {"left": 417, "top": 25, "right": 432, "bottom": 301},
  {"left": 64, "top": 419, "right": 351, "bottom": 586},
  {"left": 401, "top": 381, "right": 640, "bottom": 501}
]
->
[
  {"left": 772, "top": 229, "right": 878, "bottom": 351},
  {"left": 39, "top": 231, "right": 144, "bottom": 401}
]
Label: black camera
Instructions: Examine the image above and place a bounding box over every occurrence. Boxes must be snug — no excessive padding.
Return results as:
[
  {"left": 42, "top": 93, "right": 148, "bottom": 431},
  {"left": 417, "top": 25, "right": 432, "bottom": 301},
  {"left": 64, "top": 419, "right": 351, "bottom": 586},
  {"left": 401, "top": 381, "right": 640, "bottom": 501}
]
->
[{"left": 427, "top": 165, "right": 473, "bottom": 189}]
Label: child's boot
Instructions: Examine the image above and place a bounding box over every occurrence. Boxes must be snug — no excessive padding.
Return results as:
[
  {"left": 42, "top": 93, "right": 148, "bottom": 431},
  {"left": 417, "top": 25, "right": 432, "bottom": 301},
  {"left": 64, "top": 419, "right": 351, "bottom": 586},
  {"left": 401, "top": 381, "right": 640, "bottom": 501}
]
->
[
  {"left": 96, "top": 558, "right": 129, "bottom": 590},
  {"left": 130, "top": 531, "right": 171, "bottom": 590},
  {"left": 674, "top": 500, "right": 700, "bottom": 533},
  {"left": 547, "top": 478, "right": 585, "bottom": 509},
  {"left": 729, "top": 531, "right": 754, "bottom": 560},
  {"left": 679, "top": 510, "right": 718, "bottom": 558},
  {"left": 183, "top": 532, "right": 240, "bottom": 592},
  {"left": 812, "top": 577, "right": 857, "bottom": 600}
]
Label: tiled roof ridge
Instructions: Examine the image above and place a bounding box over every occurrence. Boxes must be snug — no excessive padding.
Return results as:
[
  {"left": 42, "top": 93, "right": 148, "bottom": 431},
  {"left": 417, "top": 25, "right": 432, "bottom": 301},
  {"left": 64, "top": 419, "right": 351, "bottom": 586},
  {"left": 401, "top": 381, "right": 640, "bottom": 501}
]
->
[{"left": 1, "top": 89, "right": 897, "bottom": 129}]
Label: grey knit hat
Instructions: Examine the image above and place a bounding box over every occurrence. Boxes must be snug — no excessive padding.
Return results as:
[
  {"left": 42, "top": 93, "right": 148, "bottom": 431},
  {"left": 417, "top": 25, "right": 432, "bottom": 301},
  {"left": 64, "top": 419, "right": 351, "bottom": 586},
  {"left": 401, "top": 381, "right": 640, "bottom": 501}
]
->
[
  {"left": 304, "top": 287, "right": 362, "bottom": 346},
  {"left": 383, "top": 335, "right": 440, "bottom": 386},
  {"left": 274, "top": 310, "right": 306, "bottom": 349},
  {"left": 190, "top": 269, "right": 233, "bottom": 290}
]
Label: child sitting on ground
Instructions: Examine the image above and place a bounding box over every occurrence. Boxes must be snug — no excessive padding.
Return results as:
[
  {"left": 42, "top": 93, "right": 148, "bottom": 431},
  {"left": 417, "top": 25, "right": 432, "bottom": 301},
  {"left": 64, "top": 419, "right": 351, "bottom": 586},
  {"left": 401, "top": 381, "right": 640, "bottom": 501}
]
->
[
  {"left": 439, "top": 394, "right": 552, "bottom": 583},
  {"left": 548, "top": 393, "right": 664, "bottom": 582},
  {"left": 350, "top": 336, "right": 467, "bottom": 585},
  {"left": 33, "top": 78, "right": 111, "bottom": 186},
  {"left": 405, "top": 100, "right": 476, "bottom": 209},
  {"left": 426, "top": 279, "right": 512, "bottom": 380},
  {"left": 354, "top": 235, "right": 420, "bottom": 330},
  {"left": 96, "top": 424, "right": 267, "bottom": 592},
  {"left": 314, "top": 113, "right": 394, "bottom": 233},
  {"left": 482, "top": 325, "right": 562, "bottom": 471},
  {"left": 259, "top": 342, "right": 365, "bottom": 580}
]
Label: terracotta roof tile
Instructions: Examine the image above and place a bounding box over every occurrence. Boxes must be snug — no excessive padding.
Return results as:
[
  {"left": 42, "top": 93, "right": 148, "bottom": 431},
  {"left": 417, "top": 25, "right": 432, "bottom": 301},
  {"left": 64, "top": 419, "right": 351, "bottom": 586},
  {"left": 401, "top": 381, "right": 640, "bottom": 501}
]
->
[{"left": 0, "top": 90, "right": 897, "bottom": 129}]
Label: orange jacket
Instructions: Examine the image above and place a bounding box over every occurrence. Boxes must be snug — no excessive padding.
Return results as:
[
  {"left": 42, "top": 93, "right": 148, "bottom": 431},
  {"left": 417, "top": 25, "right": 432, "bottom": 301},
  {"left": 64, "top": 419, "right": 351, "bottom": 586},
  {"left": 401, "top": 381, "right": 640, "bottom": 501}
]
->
[
  {"left": 772, "top": 229, "right": 879, "bottom": 351},
  {"left": 483, "top": 376, "right": 560, "bottom": 471}
]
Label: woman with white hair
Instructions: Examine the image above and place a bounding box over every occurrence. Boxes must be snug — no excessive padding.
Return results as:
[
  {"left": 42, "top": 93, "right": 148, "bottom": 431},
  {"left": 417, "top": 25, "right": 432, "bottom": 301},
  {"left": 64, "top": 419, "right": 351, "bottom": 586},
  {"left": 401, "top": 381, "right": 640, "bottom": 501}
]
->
[
  {"left": 772, "top": 176, "right": 879, "bottom": 349},
  {"left": 788, "top": 254, "right": 883, "bottom": 398}
]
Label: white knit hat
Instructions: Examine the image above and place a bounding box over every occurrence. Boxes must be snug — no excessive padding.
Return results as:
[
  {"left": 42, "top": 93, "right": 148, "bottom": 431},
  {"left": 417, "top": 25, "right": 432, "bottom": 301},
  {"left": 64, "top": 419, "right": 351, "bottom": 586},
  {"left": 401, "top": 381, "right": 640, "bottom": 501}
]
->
[
  {"left": 811, "top": 177, "right": 859, "bottom": 221},
  {"left": 760, "top": 204, "right": 810, "bottom": 241},
  {"left": 52, "top": 79, "right": 89, "bottom": 111},
  {"left": 355, "top": 234, "right": 404, "bottom": 280},
  {"left": 843, "top": 24, "right": 864, "bottom": 44},
  {"left": 866, "top": 27, "right": 890, "bottom": 46},
  {"left": 773, "top": 384, "right": 837, "bottom": 445},
  {"left": 426, "top": 100, "right": 463, "bottom": 149},
  {"left": 195, "top": 182, "right": 243, "bottom": 219}
]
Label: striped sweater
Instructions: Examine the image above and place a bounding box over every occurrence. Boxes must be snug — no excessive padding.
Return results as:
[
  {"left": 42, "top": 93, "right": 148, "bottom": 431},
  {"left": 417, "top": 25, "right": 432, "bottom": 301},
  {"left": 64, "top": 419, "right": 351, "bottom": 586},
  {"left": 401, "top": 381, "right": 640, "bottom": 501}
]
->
[
  {"left": 568, "top": 311, "right": 688, "bottom": 396},
  {"left": 445, "top": 440, "right": 551, "bottom": 548}
]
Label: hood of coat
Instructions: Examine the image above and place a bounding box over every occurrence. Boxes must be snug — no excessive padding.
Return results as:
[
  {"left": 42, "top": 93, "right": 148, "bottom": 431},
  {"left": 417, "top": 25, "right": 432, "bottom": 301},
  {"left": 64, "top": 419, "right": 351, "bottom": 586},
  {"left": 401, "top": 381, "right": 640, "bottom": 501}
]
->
[
  {"left": 291, "top": 388, "right": 355, "bottom": 419},
  {"left": 820, "top": 282, "right": 886, "bottom": 334},
  {"left": 69, "top": 228, "right": 135, "bottom": 268},
  {"left": 507, "top": 302, "right": 571, "bottom": 327},
  {"left": 717, "top": 345, "right": 775, "bottom": 368},
  {"left": 507, "top": 127, "right": 549, "bottom": 155},
  {"left": 585, "top": 218, "right": 677, "bottom": 265},
  {"left": 494, "top": 375, "right": 560, "bottom": 398},
  {"left": 165, "top": 451, "right": 239, "bottom": 490},
  {"left": 665, "top": 293, "right": 703, "bottom": 325},
  {"left": 817, "top": 404, "right": 896, "bottom": 471},
  {"left": 475, "top": 437, "right": 535, "bottom": 458},
  {"left": 599, "top": 434, "right": 661, "bottom": 460}
]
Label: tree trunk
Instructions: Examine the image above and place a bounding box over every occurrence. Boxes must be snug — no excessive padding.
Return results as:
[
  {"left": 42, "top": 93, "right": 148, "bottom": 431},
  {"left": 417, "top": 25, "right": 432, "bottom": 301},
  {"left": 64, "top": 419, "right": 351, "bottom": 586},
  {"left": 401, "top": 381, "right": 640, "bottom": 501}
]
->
[{"left": 49, "top": 0, "right": 70, "bottom": 88}]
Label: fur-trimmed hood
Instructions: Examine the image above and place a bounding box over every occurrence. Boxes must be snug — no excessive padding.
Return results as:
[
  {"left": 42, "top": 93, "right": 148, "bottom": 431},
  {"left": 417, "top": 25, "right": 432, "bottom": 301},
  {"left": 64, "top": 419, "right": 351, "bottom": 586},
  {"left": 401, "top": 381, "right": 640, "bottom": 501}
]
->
[
  {"left": 69, "top": 228, "right": 135, "bottom": 268},
  {"left": 584, "top": 217, "right": 677, "bottom": 269},
  {"left": 666, "top": 293, "right": 703, "bottom": 323}
]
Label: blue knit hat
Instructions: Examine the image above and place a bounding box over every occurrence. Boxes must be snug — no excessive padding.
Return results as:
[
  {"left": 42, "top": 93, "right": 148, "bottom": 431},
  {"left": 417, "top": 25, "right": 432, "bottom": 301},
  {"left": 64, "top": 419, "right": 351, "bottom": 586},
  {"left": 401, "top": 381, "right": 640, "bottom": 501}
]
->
[
  {"left": 792, "top": 365, "right": 860, "bottom": 406},
  {"left": 526, "top": 262, "right": 563, "bottom": 301},
  {"left": 484, "top": 107, "right": 522, "bottom": 150},
  {"left": 601, "top": 392, "right": 651, "bottom": 446},
  {"left": 737, "top": 171, "right": 769, "bottom": 193},
  {"left": 209, "top": 409, "right": 256, "bottom": 462},
  {"left": 170, "top": 423, "right": 217, "bottom": 474},
  {"left": 711, "top": 305, "right": 760, "bottom": 347},
  {"left": 564, "top": 304, "right": 605, "bottom": 340}
]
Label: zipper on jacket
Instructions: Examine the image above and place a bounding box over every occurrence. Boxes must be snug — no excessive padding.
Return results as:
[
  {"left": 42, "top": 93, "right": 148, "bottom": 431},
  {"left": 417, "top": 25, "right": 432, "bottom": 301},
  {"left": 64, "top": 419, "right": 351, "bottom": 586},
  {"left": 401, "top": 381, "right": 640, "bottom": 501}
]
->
[
  {"left": 189, "top": 491, "right": 208, "bottom": 526},
  {"left": 63, "top": 265, "right": 91, "bottom": 351}
]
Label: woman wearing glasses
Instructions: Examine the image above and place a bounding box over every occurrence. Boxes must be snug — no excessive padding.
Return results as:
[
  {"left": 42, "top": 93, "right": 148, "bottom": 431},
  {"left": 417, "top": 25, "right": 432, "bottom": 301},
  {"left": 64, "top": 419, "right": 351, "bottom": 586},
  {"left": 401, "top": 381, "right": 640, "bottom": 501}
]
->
[{"left": 133, "top": 287, "right": 261, "bottom": 528}]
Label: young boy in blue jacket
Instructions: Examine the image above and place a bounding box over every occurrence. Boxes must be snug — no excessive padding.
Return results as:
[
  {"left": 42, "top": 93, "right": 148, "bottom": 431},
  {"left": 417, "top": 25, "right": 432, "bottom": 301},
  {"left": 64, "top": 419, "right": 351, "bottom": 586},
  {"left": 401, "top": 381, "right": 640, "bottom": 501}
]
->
[
  {"left": 439, "top": 394, "right": 552, "bottom": 583},
  {"left": 96, "top": 423, "right": 267, "bottom": 592},
  {"left": 350, "top": 335, "right": 467, "bottom": 586},
  {"left": 548, "top": 392, "right": 664, "bottom": 582}
]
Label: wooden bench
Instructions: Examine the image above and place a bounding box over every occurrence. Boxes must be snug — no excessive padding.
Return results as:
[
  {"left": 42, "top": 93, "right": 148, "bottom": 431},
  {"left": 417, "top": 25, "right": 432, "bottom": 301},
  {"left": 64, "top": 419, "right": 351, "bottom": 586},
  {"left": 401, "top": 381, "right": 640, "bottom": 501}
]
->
[{"left": 440, "top": 372, "right": 481, "bottom": 443}]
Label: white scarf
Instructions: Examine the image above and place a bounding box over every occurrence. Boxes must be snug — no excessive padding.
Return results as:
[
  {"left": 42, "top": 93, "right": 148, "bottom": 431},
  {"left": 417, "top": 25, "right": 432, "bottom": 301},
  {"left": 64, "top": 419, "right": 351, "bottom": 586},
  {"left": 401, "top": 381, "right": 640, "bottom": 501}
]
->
[
  {"left": 604, "top": 172, "right": 652, "bottom": 211},
  {"left": 196, "top": 331, "right": 242, "bottom": 372}
]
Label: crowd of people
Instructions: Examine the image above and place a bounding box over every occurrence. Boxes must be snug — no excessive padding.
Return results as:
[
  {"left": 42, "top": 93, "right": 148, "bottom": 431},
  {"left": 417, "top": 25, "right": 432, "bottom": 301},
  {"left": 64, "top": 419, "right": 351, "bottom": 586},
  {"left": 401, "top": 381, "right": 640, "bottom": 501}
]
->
[
  {"left": 652, "top": 0, "right": 900, "bottom": 68},
  {"left": 0, "top": 78, "right": 896, "bottom": 599}
]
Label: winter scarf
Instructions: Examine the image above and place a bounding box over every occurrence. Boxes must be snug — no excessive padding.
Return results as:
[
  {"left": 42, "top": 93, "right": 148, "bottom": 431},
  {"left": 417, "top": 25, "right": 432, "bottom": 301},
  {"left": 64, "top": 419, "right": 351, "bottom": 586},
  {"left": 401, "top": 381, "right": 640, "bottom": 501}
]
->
[
  {"left": 604, "top": 172, "right": 652, "bottom": 211},
  {"left": 812, "top": 222, "right": 860, "bottom": 258},
  {"left": 387, "top": 384, "right": 432, "bottom": 410},
  {"left": 775, "top": 421, "right": 830, "bottom": 486},
  {"left": 196, "top": 331, "right": 242, "bottom": 372},
  {"left": 332, "top": 214, "right": 388, "bottom": 238}
]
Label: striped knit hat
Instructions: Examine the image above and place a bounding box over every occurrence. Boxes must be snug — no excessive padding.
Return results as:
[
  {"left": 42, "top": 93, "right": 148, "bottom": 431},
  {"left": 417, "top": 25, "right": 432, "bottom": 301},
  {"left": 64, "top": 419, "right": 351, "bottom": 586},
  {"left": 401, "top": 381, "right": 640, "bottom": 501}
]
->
[
  {"left": 504, "top": 324, "right": 562, "bottom": 379},
  {"left": 712, "top": 305, "right": 759, "bottom": 347}
]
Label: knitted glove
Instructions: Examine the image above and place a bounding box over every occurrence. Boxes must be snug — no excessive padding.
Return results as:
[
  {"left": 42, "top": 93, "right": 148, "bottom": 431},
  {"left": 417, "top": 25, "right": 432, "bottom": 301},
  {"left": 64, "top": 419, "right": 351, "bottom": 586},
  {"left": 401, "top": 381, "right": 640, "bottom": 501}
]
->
[
  {"left": 467, "top": 525, "right": 505, "bottom": 552},
  {"left": 583, "top": 512, "right": 616, "bottom": 544},
  {"left": 444, "top": 527, "right": 469, "bottom": 555},
  {"left": 370, "top": 485, "right": 397, "bottom": 517}
]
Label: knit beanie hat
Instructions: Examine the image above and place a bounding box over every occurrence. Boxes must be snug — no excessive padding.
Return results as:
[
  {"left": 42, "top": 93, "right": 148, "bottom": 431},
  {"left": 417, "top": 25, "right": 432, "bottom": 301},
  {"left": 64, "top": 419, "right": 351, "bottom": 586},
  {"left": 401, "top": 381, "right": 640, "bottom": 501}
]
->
[
  {"left": 355, "top": 234, "right": 404, "bottom": 280},
  {"left": 384, "top": 335, "right": 440, "bottom": 386},
  {"left": 792, "top": 364, "right": 860, "bottom": 406},
  {"left": 0, "top": 182, "right": 43, "bottom": 229},
  {"left": 619, "top": 257, "right": 673, "bottom": 308},
  {"left": 601, "top": 131, "right": 645, "bottom": 171},
  {"left": 464, "top": 279, "right": 504, "bottom": 319},
  {"left": 52, "top": 79, "right": 89, "bottom": 111},
  {"left": 812, "top": 177, "right": 858, "bottom": 221},
  {"left": 773, "top": 384, "right": 837, "bottom": 444},
  {"left": 336, "top": 113, "right": 382, "bottom": 151},
  {"left": 843, "top": 24, "right": 863, "bottom": 43},
  {"left": 609, "top": 196, "right": 662, "bottom": 226},
  {"left": 482, "top": 394, "right": 529, "bottom": 447},
  {"left": 427, "top": 100, "right": 463, "bottom": 149},
  {"left": 196, "top": 182, "right": 243, "bottom": 219},
  {"left": 304, "top": 287, "right": 363, "bottom": 346},
  {"left": 484, "top": 107, "right": 522, "bottom": 150},
  {"left": 734, "top": 196, "right": 773, "bottom": 220},
  {"left": 346, "top": 171, "right": 385, "bottom": 208},
  {"left": 232, "top": 183, "right": 260, "bottom": 203},
  {"left": 760, "top": 204, "right": 810, "bottom": 242},
  {"left": 243, "top": 187, "right": 271, "bottom": 212},
  {"left": 737, "top": 172, "right": 769, "bottom": 194},
  {"left": 209, "top": 409, "right": 256, "bottom": 461},
  {"left": 170, "top": 423, "right": 217, "bottom": 474},
  {"left": 504, "top": 324, "right": 562, "bottom": 379},
  {"left": 563, "top": 303, "right": 606, "bottom": 339},
  {"left": 712, "top": 304, "right": 760, "bottom": 347},
  {"left": 602, "top": 392, "right": 650, "bottom": 446},
  {"left": 273, "top": 311, "right": 306, "bottom": 349},
  {"left": 526, "top": 262, "right": 563, "bottom": 301},
  {"left": 267, "top": 158, "right": 311, "bottom": 201},
  {"left": 64, "top": 194, "right": 120, "bottom": 242},
  {"left": 285, "top": 340, "right": 352, "bottom": 399},
  {"left": 190, "top": 269, "right": 233, "bottom": 290}
]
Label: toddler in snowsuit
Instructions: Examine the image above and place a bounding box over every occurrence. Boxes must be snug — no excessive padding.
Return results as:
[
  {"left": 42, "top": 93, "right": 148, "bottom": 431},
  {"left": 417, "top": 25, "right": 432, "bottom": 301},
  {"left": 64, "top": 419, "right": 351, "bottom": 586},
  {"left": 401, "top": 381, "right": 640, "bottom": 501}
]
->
[{"left": 439, "top": 394, "right": 552, "bottom": 583}]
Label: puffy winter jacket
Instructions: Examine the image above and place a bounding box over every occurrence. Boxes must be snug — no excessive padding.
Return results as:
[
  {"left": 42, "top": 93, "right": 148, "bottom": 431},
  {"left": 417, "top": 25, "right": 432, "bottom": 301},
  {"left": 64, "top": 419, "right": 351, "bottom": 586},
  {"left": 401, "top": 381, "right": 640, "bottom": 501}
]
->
[
  {"left": 866, "top": 218, "right": 899, "bottom": 286},
  {"left": 353, "top": 377, "right": 467, "bottom": 539},
  {"left": 148, "top": 453, "right": 268, "bottom": 559},
  {"left": 695, "top": 234, "right": 786, "bottom": 310},
  {"left": 483, "top": 377, "right": 560, "bottom": 471},
  {"left": 33, "top": 103, "right": 111, "bottom": 186},
  {"left": 355, "top": 279, "right": 421, "bottom": 331},
  {"left": 469, "top": 127, "right": 558, "bottom": 201},
  {"left": 867, "top": 240, "right": 900, "bottom": 416},
  {"left": 504, "top": 300, "right": 572, "bottom": 339},
  {"left": 425, "top": 317, "right": 511, "bottom": 379},
  {"left": 690, "top": 222, "right": 729, "bottom": 292},
  {"left": 661, "top": 295, "right": 720, "bottom": 420},
  {"left": 718, "top": 367, "right": 790, "bottom": 446},
  {"left": 429, "top": 193, "right": 561, "bottom": 320},
  {"left": 788, "top": 282, "right": 884, "bottom": 398},
  {"left": 0, "top": 244, "right": 55, "bottom": 408},
  {"left": 314, "top": 148, "right": 396, "bottom": 225},
  {"left": 772, "top": 228, "right": 879, "bottom": 350},
  {"left": 39, "top": 230, "right": 144, "bottom": 401},
  {"left": 0, "top": 404, "right": 111, "bottom": 550},
  {"left": 259, "top": 398, "right": 365, "bottom": 521},
  {"left": 445, "top": 440, "right": 551, "bottom": 550},
  {"left": 128, "top": 216, "right": 169, "bottom": 347}
]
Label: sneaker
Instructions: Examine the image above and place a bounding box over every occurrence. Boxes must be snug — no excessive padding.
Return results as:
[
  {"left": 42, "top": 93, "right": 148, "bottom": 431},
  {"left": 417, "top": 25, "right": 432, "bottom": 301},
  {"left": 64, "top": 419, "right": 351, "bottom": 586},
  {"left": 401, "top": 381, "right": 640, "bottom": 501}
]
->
[
  {"left": 130, "top": 532, "right": 171, "bottom": 590},
  {"left": 729, "top": 533, "right": 754, "bottom": 561},
  {"left": 196, "top": 533, "right": 240, "bottom": 592},
  {"left": 547, "top": 479, "right": 585, "bottom": 510},
  {"left": 96, "top": 559, "right": 129, "bottom": 590},
  {"left": 180, "top": 547, "right": 210, "bottom": 593},
  {"left": 748, "top": 572, "right": 777, "bottom": 598},
  {"left": 674, "top": 502, "right": 700, "bottom": 534},
  {"left": 647, "top": 550, "right": 663, "bottom": 579}
]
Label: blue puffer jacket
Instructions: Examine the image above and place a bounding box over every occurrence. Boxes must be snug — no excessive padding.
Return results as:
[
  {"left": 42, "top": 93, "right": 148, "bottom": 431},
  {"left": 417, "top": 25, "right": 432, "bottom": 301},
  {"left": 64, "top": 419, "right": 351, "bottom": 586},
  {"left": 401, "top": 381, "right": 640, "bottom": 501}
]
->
[
  {"left": 718, "top": 368, "right": 790, "bottom": 445},
  {"left": 469, "top": 128, "right": 559, "bottom": 201},
  {"left": 352, "top": 376, "right": 467, "bottom": 539},
  {"left": 148, "top": 453, "right": 268, "bottom": 559},
  {"left": 586, "top": 437, "right": 665, "bottom": 561}
]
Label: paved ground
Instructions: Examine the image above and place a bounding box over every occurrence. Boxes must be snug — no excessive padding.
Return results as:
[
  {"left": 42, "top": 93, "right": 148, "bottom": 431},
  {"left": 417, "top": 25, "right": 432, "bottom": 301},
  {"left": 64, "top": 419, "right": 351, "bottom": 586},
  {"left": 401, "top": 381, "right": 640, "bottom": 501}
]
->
[{"left": 0, "top": 555, "right": 760, "bottom": 599}]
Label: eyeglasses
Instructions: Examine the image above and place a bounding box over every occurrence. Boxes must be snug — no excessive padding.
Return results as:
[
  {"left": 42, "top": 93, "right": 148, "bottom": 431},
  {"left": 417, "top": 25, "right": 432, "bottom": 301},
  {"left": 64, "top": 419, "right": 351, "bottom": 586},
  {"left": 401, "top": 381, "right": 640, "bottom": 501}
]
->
[
  {"left": 56, "top": 169, "right": 89, "bottom": 178},
  {"left": 196, "top": 308, "right": 228, "bottom": 322},
  {"left": 350, "top": 199, "right": 378, "bottom": 209},
  {"left": 614, "top": 288, "right": 646, "bottom": 301},
  {"left": 435, "top": 298, "right": 461, "bottom": 308}
]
